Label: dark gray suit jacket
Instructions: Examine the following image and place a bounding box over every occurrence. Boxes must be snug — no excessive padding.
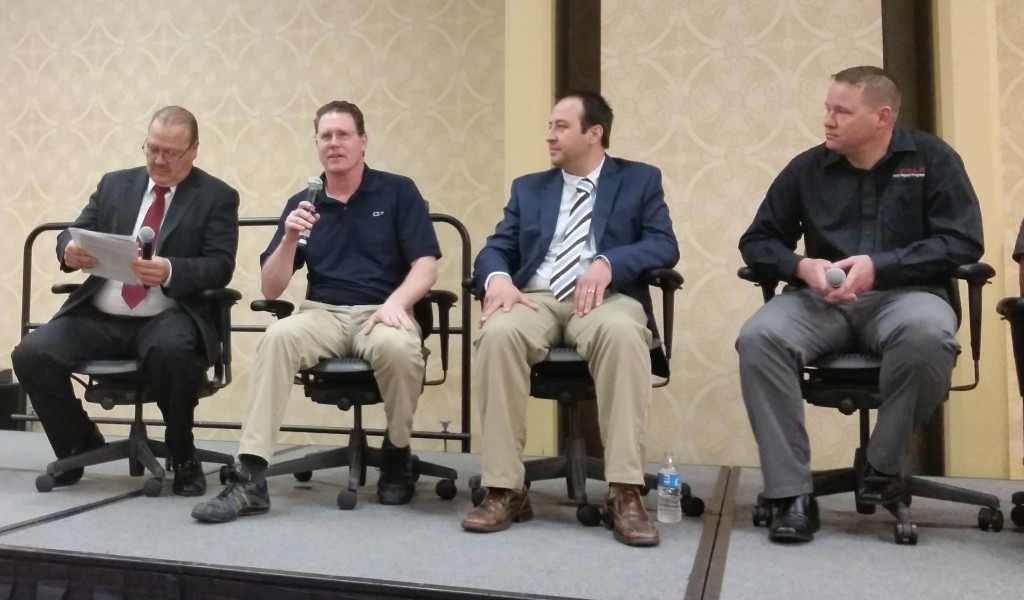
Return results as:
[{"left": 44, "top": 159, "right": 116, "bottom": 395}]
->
[{"left": 54, "top": 166, "right": 240, "bottom": 364}]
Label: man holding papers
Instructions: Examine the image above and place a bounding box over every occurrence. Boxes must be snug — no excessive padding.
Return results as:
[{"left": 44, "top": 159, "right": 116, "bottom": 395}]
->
[{"left": 12, "top": 106, "right": 239, "bottom": 497}]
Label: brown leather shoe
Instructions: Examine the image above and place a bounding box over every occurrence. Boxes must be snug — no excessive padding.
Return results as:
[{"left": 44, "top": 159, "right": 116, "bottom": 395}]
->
[
  {"left": 461, "top": 487, "right": 533, "bottom": 533},
  {"left": 604, "top": 484, "right": 660, "bottom": 547}
]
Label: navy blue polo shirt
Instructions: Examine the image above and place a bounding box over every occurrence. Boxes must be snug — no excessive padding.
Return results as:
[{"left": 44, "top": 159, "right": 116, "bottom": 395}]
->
[{"left": 260, "top": 167, "right": 441, "bottom": 306}]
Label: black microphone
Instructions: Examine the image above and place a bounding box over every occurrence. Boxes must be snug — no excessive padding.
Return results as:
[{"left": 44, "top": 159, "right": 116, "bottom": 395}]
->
[
  {"left": 139, "top": 226, "right": 155, "bottom": 260},
  {"left": 297, "top": 177, "right": 324, "bottom": 248}
]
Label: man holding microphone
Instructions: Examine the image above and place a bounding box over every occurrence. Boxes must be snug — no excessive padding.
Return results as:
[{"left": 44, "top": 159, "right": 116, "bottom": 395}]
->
[{"left": 192, "top": 100, "right": 440, "bottom": 522}]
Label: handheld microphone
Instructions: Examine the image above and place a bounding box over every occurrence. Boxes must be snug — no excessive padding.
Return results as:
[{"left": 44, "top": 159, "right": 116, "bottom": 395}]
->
[
  {"left": 825, "top": 267, "right": 846, "bottom": 288},
  {"left": 297, "top": 177, "right": 324, "bottom": 248},
  {"left": 139, "top": 226, "right": 156, "bottom": 260}
]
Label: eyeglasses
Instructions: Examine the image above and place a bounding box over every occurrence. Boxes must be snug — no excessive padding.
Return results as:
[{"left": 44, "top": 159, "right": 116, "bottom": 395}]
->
[
  {"left": 315, "top": 129, "right": 359, "bottom": 144},
  {"left": 142, "top": 142, "right": 194, "bottom": 163}
]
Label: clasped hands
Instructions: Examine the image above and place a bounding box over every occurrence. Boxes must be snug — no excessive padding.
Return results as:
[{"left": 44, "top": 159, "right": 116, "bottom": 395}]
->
[{"left": 797, "top": 255, "right": 875, "bottom": 304}]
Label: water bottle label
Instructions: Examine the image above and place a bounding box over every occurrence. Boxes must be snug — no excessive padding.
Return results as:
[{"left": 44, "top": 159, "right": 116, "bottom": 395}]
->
[{"left": 658, "top": 472, "right": 680, "bottom": 489}]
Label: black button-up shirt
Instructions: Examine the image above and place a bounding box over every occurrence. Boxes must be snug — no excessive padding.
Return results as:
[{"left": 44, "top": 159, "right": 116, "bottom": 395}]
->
[{"left": 739, "top": 127, "right": 984, "bottom": 288}]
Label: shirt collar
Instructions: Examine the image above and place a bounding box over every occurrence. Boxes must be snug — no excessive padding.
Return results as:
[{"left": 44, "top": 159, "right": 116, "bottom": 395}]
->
[
  {"left": 146, "top": 179, "right": 176, "bottom": 196},
  {"left": 562, "top": 155, "right": 606, "bottom": 187},
  {"left": 822, "top": 127, "right": 917, "bottom": 170}
]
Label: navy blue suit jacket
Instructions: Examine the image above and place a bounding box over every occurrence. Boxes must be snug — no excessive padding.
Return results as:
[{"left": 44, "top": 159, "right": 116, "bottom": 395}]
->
[{"left": 474, "top": 156, "right": 678, "bottom": 314}]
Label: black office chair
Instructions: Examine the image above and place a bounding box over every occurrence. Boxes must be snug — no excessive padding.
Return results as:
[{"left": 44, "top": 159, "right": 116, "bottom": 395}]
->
[
  {"left": 995, "top": 295, "right": 1024, "bottom": 529},
  {"left": 254, "top": 291, "right": 459, "bottom": 510},
  {"left": 740, "top": 263, "right": 1003, "bottom": 544},
  {"left": 466, "top": 269, "right": 706, "bottom": 526},
  {"left": 34, "top": 286, "right": 241, "bottom": 497}
]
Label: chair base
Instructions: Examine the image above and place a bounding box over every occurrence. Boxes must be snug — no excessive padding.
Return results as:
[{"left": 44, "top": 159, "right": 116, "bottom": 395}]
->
[
  {"left": 264, "top": 428, "right": 458, "bottom": 509},
  {"left": 37, "top": 419, "right": 235, "bottom": 497},
  {"left": 753, "top": 449, "right": 1004, "bottom": 544}
]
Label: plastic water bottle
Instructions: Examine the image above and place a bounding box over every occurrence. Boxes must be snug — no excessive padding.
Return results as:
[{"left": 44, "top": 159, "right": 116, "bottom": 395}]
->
[{"left": 657, "top": 452, "right": 682, "bottom": 523}]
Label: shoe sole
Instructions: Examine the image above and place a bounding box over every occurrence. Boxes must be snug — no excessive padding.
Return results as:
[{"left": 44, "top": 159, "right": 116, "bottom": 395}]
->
[
  {"left": 191, "top": 504, "right": 270, "bottom": 524},
  {"left": 612, "top": 531, "right": 661, "bottom": 547},
  {"left": 461, "top": 507, "right": 534, "bottom": 533}
]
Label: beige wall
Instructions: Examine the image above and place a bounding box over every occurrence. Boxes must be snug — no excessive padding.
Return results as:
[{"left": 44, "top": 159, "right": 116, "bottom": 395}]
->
[
  {"left": 3, "top": 0, "right": 1023, "bottom": 477},
  {"left": 602, "top": 0, "right": 885, "bottom": 470},
  {"left": 0, "top": 0, "right": 507, "bottom": 451},
  {"left": 997, "top": 0, "right": 1024, "bottom": 478}
]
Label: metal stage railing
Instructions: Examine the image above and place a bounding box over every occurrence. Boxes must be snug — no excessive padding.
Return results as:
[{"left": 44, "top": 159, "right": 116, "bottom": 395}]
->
[{"left": 14, "top": 214, "right": 474, "bottom": 453}]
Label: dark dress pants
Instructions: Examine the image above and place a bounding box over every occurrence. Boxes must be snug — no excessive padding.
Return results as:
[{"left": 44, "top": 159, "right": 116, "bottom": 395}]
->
[{"left": 11, "top": 303, "right": 207, "bottom": 462}]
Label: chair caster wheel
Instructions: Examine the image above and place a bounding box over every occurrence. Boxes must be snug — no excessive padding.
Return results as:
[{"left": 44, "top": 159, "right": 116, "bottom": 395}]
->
[
  {"left": 294, "top": 471, "right": 313, "bottom": 483},
  {"left": 978, "top": 507, "right": 1004, "bottom": 532},
  {"left": 577, "top": 504, "right": 602, "bottom": 526},
  {"left": 1010, "top": 505, "right": 1024, "bottom": 528},
  {"left": 894, "top": 521, "right": 918, "bottom": 545},
  {"left": 436, "top": 479, "right": 457, "bottom": 500},
  {"left": 856, "top": 502, "right": 877, "bottom": 515},
  {"left": 36, "top": 474, "right": 55, "bottom": 493},
  {"left": 337, "top": 489, "right": 358, "bottom": 510},
  {"left": 142, "top": 478, "right": 163, "bottom": 497},
  {"left": 219, "top": 465, "right": 231, "bottom": 484},
  {"left": 682, "top": 496, "right": 705, "bottom": 517},
  {"left": 752, "top": 503, "right": 772, "bottom": 527},
  {"left": 470, "top": 486, "right": 486, "bottom": 507}
]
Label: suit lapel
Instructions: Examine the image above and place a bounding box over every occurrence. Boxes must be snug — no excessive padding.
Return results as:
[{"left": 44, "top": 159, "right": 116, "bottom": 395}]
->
[
  {"left": 157, "top": 169, "right": 199, "bottom": 253},
  {"left": 119, "top": 171, "right": 148, "bottom": 236},
  {"left": 592, "top": 157, "right": 619, "bottom": 248},
  {"left": 536, "top": 172, "right": 563, "bottom": 257}
]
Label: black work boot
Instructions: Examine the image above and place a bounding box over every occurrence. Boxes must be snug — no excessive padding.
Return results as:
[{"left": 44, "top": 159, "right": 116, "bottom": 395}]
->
[{"left": 377, "top": 440, "right": 415, "bottom": 505}]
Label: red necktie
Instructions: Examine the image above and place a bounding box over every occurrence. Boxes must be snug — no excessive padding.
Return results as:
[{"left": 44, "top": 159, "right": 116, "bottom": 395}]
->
[{"left": 122, "top": 185, "right": 169, "bottom": 309}]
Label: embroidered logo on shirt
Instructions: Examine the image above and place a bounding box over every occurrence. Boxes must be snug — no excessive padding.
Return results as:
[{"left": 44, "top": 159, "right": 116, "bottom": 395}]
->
[
  {"left": 892, "top": 168, "right": 925, "bottom": 179},
  {"left": 373, "top": 211, "right": 385, "bottom": 217}
]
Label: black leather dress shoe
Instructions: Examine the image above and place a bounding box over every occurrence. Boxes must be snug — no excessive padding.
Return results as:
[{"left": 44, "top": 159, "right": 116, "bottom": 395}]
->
[
  {"left": 769, "top": 494, "right": 819, "bottom": 543},
  {"left": 53, "top": 429, "right": 107, "bottom": 487},
  {"left": 173, "top": 459, "right": 207, "bottom": 497},
  {"left": 858, "top": 464, "right": 904, "bottom": 505}
]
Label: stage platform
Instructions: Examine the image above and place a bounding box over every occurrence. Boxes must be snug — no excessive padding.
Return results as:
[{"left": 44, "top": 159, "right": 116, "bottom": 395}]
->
[{"left": 0, "top": 430, "right": 1022, "bottom": 600}]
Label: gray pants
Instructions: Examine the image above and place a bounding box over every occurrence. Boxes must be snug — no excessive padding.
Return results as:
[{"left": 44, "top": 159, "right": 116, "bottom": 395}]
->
[{"left": 736, "top": 288, "right": 958, "bottom": 499}]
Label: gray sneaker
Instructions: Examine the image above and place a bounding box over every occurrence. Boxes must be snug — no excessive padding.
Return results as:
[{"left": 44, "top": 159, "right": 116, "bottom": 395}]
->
[{"left": 191, "top": 468, "right": 270, "bottom": 523}]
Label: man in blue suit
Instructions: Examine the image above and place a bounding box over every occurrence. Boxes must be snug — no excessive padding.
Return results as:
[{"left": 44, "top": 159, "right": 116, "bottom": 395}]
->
[{"left": 462, "top": 91, "right": 679, "bottom": 547}]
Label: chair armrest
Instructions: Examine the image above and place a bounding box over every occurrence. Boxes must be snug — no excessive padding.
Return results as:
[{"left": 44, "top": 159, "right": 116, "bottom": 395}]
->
[
  {"left": 51, "top": 283, "right": 81, "bottom": 295},
  {"left": 955, "top": 262, "right": 994, "bottom": 364},
  {"left": 202, "top": 287, "right": 241, "bottom": 387},
  {"left": 640, "top": 268, "right": 684, "bottom": 290},
  {"left": 424, "top": 290, "right": 458, "bottom": 381},
  {"left": 997, "top": 296, "right": 1024, "bottom": 320},
  {"left": 251, "top": 299, "right": 296, "bottom": 320},
  {"left": 462, "top": 277, "right": 483, "bottom": 300},
  {"left": 737, "top": 266, "right": 781, "bottom": 303}
]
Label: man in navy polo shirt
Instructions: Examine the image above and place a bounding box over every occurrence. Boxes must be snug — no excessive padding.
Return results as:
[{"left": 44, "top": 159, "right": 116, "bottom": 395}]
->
[{"left": 192, "top": 100, "right": 440, "bottom": 523}]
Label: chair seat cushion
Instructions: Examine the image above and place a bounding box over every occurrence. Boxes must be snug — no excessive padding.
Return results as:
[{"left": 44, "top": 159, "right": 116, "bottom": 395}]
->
[
  {"left": 301, "top": 357, "right": 374, "bottom": 376},
  {"left": 74, "top": 360, "right": 140, "bottom": 378},
  {"left": 809, "top": 353, "right": 881, "bottom": 372}
]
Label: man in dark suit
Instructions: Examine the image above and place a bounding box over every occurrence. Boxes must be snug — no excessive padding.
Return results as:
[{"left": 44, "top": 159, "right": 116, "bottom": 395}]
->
[
  {"left": 462, "top": 90, "right": 679, "bottom": 547},
  {"left": 12, "top": 106, "right": 239, "bottom": 497}
]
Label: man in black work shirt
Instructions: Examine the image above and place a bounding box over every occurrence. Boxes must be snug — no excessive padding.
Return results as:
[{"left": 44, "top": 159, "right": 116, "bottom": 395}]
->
[{"left": 736, "top": 66, "right": 984, "bottom": 543}]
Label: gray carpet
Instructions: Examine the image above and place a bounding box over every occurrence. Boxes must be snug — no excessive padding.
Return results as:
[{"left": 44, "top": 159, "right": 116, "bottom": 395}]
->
[
  {"left": 0, "top": 431, "right": 717, "bottom": 600},
  {"left": 716, "top": 467, "right": 1024, "bottom": 600}
]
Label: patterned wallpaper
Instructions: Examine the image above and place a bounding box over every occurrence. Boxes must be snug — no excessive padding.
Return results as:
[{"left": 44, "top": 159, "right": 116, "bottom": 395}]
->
[
  {"left": 602, "top": 0, "right": 885, "bottom": 469},
  {"left": 0, "top": 0, "right": 505, "bottom": 451},
  {"left": 997, "top": 0, "right": 1024, "bottom": 479},
  {"left": 3, "top": 0, "right": 1021, "bottom": 476}
]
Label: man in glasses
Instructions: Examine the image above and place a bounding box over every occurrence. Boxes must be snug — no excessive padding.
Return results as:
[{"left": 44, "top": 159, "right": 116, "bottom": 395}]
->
[
  {"left": 13, "top": 106, "right": 239, "bottom": 497},
  {"left": 192, "top": 100, "right": 439, "bottom": 523}
]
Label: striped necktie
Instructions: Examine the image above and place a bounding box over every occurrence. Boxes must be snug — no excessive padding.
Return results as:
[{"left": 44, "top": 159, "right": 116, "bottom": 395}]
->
[
  {"left": 549, "top": 177, "right": 595, "bottom": 301},
  {"left": 121, "top": 185, "right": 169, "bottom": 309}
]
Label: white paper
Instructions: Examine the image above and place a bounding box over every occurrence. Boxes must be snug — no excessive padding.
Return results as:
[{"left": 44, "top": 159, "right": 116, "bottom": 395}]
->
[{"left": 69, "top": 228, "right": 140, "bottom": 284}]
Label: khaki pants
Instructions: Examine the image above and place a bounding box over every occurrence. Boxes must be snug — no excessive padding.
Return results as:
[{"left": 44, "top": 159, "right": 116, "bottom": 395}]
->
[
  {"left": 238, "top": 301, "right": 424, "bottom": 461},
  {"left": 475, "top": 291, "right": 652, "bottom": 489}
]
